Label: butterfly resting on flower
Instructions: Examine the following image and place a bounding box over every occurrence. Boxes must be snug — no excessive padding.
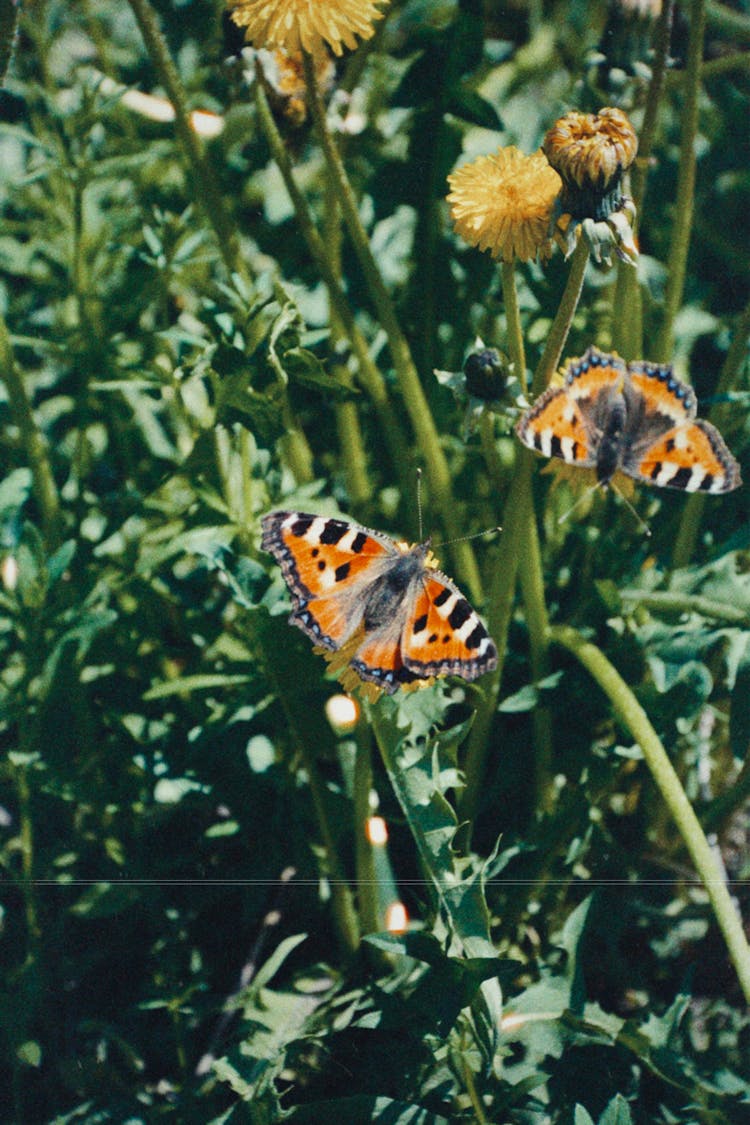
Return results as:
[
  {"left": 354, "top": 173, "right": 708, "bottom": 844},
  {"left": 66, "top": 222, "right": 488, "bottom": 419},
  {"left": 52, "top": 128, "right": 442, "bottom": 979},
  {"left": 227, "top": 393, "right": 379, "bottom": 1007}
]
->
[{"left": 261, "top": 511, "right": 497, "bottom": 695}]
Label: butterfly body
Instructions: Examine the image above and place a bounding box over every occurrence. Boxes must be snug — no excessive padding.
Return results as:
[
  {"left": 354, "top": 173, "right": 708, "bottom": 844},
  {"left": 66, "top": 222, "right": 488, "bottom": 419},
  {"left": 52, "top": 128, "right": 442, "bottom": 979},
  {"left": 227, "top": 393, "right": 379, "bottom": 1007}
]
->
[
  {"left": 261, "top": 511, "right": 497, "bottom": 694},
  {"left": 516, "top": 347, "right": 741, "bottom": 493}
]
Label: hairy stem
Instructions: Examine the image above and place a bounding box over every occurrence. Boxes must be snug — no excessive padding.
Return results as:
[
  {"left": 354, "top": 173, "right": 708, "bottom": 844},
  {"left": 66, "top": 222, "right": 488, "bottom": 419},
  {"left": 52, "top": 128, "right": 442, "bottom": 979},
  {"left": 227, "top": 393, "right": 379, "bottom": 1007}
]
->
[
  {"left": 303, "top": 53, "right": 481, "bottom": 600},
  {"left": 253, "top": 70, "right": 412, "bottom": 499},
  {"left": 551, "top": 624, "right": 750, "bottom": 1003},
  {"left": 656, "top": 0, "right": 705, "bottom": 362},
  {"left": 671, "top": 296, "right": 750, "bottom": 567},
  {"left": 0, "top": 316, "right": 62, "bottom": 548},
  {"left": 126, "top": 0, "right": 248, "bottom": 282},
  {"left": 533, "top": 240, "right": 590, "bottom": 394}
]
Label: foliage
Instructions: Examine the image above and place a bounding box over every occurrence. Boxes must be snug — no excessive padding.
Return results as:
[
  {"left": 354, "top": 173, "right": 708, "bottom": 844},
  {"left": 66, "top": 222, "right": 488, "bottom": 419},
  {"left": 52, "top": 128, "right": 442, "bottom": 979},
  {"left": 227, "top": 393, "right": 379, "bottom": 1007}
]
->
[{"left": 1, "top": 0, "right": 749, "bottom": 1122}]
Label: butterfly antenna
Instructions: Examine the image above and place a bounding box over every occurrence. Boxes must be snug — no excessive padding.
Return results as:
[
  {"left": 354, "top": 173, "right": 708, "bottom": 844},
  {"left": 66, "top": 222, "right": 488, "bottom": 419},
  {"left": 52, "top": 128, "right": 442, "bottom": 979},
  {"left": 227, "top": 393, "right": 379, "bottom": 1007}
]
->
[
  {"left": 556, "top": 479, "right": 605, "bottom": 527},
  {"left": 416, "top": 467, "right": 424, "bottom": 540},
  {"left": 610, "top": 482, "right": 652, "bottom": 538},
  {"left": 432, "top": 527, "right": 502, "bottom": 550}
]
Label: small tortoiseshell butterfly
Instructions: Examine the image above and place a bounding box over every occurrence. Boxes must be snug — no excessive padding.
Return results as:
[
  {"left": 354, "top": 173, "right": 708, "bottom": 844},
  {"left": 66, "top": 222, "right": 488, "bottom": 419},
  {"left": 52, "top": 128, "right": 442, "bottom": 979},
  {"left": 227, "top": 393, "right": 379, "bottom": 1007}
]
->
[
  {"left": 516, "top": 346, "right": 741, "bottom": 493},
  {"left": 261, "top": 511, "right": 498, "bottom": 694}
]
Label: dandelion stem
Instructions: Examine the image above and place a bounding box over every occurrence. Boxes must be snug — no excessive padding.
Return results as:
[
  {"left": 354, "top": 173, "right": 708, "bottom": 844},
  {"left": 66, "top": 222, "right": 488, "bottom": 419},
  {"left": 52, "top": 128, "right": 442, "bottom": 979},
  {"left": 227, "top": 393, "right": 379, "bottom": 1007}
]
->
[
  {"left": 615, "top": 0, "right": 673, "bottom": 361},
  {"left": 550, "top": 624, "right": 750, "bottom": 1004},
  {"left": 620, "top": 588, "right": 750, "bottom": 625},
  {"left": 533, "top": 239, "right": 589, "bottom": 394},
  {"left": 671, "top": 296, "right": 750, "bottom": 567},
  {"left": 501, "top": 261, "right": 526, "bottom": 392},
  {"left": 632, "top": 0, "right": 675, "bottom": 216},
  {"left": 656, "top": 0, "right": 706, "bottom": 362},
  {"left": 459, "top": 452, "right": 534, "bottom": 828},
  {"left": 126, "top": 0, "right": 249, "bottom": 282},
  {"left": 518, "top": 505, "right": 554, "bottom": 810},
  {"left": 0, "top": 316, "right": 62, "bottom": 548},
  {"left": 324, "top": 180, "right": 372, "bottom": 508},
  {"left": 303, "top": 53, "right": 482, "bottom": 601},
  {"left": 253, "top": 70, "right": 412, "bottom": 498}
]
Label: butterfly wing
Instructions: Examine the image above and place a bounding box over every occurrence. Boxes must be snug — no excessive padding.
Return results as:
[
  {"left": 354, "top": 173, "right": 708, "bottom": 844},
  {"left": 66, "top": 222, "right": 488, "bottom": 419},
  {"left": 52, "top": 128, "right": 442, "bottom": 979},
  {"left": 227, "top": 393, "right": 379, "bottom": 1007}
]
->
[
  {"left": 624, "top": 419, "right": 742, "bottom": 492},
  {"left": 261, "top": 511, "right": 396, "bottom": 649},
  {"left": 516, "top": 348, "right": 627, "bottom": 467},
  {"left": 399, "top": 570, "right": 497, "bottom": 683},
  {"left": 620, "top": 363, "right": 741, "bottom": 492}
]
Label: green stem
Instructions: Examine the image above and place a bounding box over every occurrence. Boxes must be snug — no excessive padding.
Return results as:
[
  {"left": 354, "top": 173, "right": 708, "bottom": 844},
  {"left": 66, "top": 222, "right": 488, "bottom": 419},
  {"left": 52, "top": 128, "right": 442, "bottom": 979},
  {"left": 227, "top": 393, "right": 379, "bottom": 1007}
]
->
[
  {"left": 631, "top": 0, "right": 675, "bottom": 217},
  {"left": 532, "top": 240, "right": 590, "bottom": 394},
  {"left": 458, "top": 453, "right": 534, "bottom": 827},
  {"left": 16, "top": 761, "right": 41, "bottom": 951},
  {"left": 550, "top": 625, "right": 750, "bottom": 1003},
  {"left": 303, "top": 53, "right": 482, "bottom": 601},
  {"left": 655, "top": 0, "right": 705, "bottom": 362},
  {"left": 671, "top": 295, "right": 750, "bottom": 568},
  {"left": 353, "top": 728, "right": 379, "bottom": 935},
  {"left": 0, "top": 0, "right": 20, "bottom": 86},
  {"left": 324, "top": 179, "right": 372, "bottom": 509},
  {"left": 253, "top": 71, "right": 412, "bottom": 500},
  {"left": 0, "top": 315, "right": 63, "bottom": 548},
  {"left": 620, "top": 588, "right": 749, "bottom": 624},
  {"left": 501, "top": 260, "right": 526, "bottom": 392},
  {"left": 517, "top": 506, "right": 553, "bottom": 810},
  {"left": 126, "top": 0, "right": 249, "bottom": 282},
  {"left": 461, "top": 244, "right": 589, "bottom": 828}
]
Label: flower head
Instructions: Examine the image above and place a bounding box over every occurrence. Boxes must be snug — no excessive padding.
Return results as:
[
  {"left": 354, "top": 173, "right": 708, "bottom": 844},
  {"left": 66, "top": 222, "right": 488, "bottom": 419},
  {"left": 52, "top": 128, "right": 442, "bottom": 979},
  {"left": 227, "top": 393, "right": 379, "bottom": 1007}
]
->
[
  {"left": 227, "top": 0, "right": 389, "bottom": 59},
  {"left": 447, "top": 146, "right": 562, "bottom": 263},
  {"left": 543, "top": 108, "right": 639, "bottom": 265},
  {"left": 543, "top": 107, "right": 638, "bottom": 218}
]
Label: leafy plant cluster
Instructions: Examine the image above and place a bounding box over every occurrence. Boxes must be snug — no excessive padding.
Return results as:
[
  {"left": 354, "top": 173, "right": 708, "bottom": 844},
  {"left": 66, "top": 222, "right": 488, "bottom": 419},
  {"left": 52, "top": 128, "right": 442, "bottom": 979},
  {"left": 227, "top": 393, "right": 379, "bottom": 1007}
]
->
[{"left": 0, "top": 1, "right": 749, "bottom": 1122}]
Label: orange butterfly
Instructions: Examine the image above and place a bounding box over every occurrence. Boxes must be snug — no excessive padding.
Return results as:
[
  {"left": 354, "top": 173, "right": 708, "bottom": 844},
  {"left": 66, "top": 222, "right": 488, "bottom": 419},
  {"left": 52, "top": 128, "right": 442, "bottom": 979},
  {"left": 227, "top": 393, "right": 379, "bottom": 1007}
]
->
[{"left": 261, "top": 511, "right": 497, "bottom": 694}]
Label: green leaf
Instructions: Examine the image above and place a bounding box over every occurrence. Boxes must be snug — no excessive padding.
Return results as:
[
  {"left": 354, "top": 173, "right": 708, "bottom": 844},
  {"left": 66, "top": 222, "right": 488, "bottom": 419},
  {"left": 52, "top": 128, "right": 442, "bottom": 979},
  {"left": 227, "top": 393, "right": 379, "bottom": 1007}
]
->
[
  {"left": 281, "top": 347, "right": 359, "bottom": 401},
  {"left": 598, "top": 1094, "right": 633, "bottom": 1125},
  {"left": 251, "top": 933, "right": 308, "bottom": 992},
  {"left": 575, "top": 1107, "right": 596, "bottom": 1125},
  {"left": 286, "top": 1097, "right": 450, "bottom": 1125}
]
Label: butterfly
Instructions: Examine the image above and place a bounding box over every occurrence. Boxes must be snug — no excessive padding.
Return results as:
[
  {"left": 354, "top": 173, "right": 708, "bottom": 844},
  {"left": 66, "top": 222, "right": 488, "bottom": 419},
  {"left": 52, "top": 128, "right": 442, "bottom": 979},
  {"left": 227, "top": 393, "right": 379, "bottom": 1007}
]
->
[
  {"left": 516, "top": 346, "right": 741, "bottom": 493},
  {"left": 261, "top": 511, "right": 498, "bottom": 695}
]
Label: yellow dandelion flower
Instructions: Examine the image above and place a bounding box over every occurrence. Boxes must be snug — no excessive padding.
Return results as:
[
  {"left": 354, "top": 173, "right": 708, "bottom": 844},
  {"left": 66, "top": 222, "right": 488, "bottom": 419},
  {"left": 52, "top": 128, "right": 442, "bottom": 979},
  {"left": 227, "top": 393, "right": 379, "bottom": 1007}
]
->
[
  {"left": 227, "top": 0, "right": 389, "bottom": 59},
  {"left": 447, "top": 147, "right": 562, "bottom": 263}
]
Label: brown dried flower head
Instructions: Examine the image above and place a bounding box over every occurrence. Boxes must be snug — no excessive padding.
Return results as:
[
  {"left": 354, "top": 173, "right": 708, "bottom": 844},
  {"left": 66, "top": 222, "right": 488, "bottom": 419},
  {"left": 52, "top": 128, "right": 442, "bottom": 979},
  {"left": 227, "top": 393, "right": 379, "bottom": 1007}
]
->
[{"left": 543, "top": 108, "right": 638, "bottom": 219}]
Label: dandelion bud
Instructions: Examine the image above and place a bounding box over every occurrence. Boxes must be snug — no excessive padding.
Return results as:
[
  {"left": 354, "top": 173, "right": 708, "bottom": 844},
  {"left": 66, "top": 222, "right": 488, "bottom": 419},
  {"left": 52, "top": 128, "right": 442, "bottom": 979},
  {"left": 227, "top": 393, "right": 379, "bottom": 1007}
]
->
[{"left": 463, "top": 348, "right": 510, "bottom": 403}]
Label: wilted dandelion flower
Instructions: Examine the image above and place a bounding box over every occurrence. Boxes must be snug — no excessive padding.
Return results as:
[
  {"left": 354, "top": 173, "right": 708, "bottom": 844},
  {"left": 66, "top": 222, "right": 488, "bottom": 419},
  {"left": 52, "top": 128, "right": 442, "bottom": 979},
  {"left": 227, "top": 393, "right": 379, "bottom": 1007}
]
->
[
  {"left": 227, "top": 0, "right": 388, "bottom": 59},
  {"left": 543, "top": 108, "right": 639, "bottom": 264},
  {"left": 447, "top": 146, "right": 562, "bottom": 263}
]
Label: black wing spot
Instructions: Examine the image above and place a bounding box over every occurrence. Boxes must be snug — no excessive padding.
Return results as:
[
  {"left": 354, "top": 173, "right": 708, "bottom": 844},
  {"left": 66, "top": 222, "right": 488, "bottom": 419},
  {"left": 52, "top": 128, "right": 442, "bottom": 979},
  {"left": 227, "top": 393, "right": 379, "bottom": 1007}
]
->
[
  {"left": 550, "top": 434, "right": 563, "bottom": 459},
  {"left": 291, "top": 516, "right": 314, "bottom": 537},
  {"left": 433, "top": 588, "right": 451, "bottom": 607},
  {"left": 649, "top": 462, "right": 661, "bottom": 481},
  {"left": 334, "top": 562, "right": 350, "bottom": 582},
  {"left": 350, "top": 531, "right": 368, "bottom": 553},
  {"left": 443, "top": 634, "right": 451, "bottom": 644},
  {"left": 671, "top": 467, "right": 694, "bottom": 489},
  {"left": 465, "top": 623, "right": 485, "bottom": 651},
  {"left": 665, "top": 438, "right": 675, "bottom": 452},
  {"left": 429, "top": 633, "right": 438, "bottom": 644},
  {"left": 317, "top": 560, "right": 326, "bottom": 571},
  {"left": 320, "top": 520, "right": 348, "bottom": 545},
  {"left": 448, "top": 598, "right": 472, "bottom": 630},
  {"left": 413, "top": 613, "right": 428, "bottom": 634},
  {"left": 311, "top": 547, "right": 319, "bottom": 558}
]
